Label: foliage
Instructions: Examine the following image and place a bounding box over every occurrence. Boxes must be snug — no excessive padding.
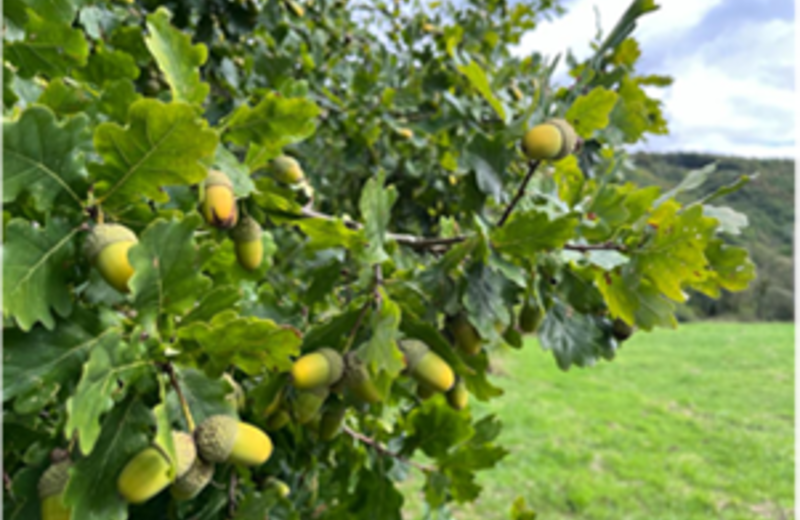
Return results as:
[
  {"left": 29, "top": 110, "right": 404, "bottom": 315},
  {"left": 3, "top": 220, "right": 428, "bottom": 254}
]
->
[{"left": 2, "top": 0, "right": 755, "bottom": 518}]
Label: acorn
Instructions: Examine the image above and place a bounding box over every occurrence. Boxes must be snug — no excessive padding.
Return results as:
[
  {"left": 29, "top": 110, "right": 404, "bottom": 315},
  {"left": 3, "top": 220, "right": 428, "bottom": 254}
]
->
[
  {"left": 38, "top": 460, "right": 72, "bottom": 520},
  {"left": 293, "top": 387, "right": 329, "bottom": 425},
  {"left": 171, "top": 458, "right": 214, "bottom": 501},
  {"left": 201, "top": 170, "right": 237, "bottom": 229},
  {"left": 230, "top": 215, "right": 263, "bottom": 271},
  {"left": 194, "top": 415, "right": 273, "bottom": 467},
  {"left": 396, "top": 127, "right": 414, "bottom": 140},
  {"left": 416, "top": 383, "right": 436, "bottom": 400},
  {"left": 343, "top": 352, "right": 382, "bottom": 404},
  {"left": 84, "top": 223, "right": 138, "bottom": 293},
  {"left": 612, "top": 318, "right": 634, "bottom": 341},
  {"left": 519, "top": 302, "right": 544, "bottom": 333},
  {"left": 449, "top": 314, "right": 482, "bottom": 356},
  {"left": 265, "top": 409, "right": 291, "bottom": 431},
  {"left": 446, "top": 378, "right": 469, "bottom": 411},
  {"left": 291, "top": 348, "right": 344, "bottom": 390},
  {"left": 318, "top": 402, "right": 346, "bottom": 441},
  {"left": 117, "top": 431, "right": 196, "bottom": 504},
  {"left": 272, "top": 479, "right": 291, "bottom": 498},
  {"left": 401, "top": 341, "right": 455, "bottom": 393},
  {"left": 270, "top": 155, "right": 305, "bottom": 184},
  {"left": 521, "top": 118, "right": 577, "bottom": 161}
]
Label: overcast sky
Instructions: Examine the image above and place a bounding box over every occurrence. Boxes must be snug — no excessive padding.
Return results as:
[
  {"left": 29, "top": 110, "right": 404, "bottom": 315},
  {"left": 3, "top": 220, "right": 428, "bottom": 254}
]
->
[{"left": 511, "top": 0, "right": 795, "bottom": 159}]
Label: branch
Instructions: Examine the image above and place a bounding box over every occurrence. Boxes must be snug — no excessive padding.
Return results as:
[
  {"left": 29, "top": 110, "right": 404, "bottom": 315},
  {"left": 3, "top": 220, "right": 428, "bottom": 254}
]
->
[
  {"left": 342, "top": 425, "right": 436, "bottom": 473},
  {"left": 563, "top": 242, "right": 628, "bottom": 253},
  {"left": 163, "top": 363, "right": 195, "bottom": 432},
  {"left": 496, "top": 160, "right": 541, "bottom": 227}
]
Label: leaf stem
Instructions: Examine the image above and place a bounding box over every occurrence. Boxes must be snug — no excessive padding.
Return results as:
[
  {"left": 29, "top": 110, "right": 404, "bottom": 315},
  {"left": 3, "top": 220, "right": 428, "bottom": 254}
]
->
[
  {"left": 342, "top": 425, "right": 435, "bottom": 473},
  {"left": 163, "top": 363, "right": 195, "bottom": 432},
  {"left": 496, "top": 160, "right": 541, "bottom": 227}
]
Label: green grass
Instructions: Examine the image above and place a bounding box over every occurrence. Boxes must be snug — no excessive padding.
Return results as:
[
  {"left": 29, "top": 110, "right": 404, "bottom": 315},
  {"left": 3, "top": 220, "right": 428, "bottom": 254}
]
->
[{"left": 402, "top": 323, "right": 794, "bottom": 520}]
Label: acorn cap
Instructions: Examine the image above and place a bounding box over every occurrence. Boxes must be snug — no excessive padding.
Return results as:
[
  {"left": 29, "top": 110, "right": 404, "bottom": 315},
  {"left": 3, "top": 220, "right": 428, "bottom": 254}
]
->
[
  {"left": 546, "top": 118, "right": 578, "bottom": 159},
  {"left": 38, "top": 460, "right": 72, "bottom": 499},
  {"left": 204, "top": 170, "right": 234, "bottom": 189},
  {"left": 194, "top": 415, "right": 239, "bottom": 464},
  {"left": 400, "top": 340, "right": 429, "bottom": 371},
  {"left": 230, "top": 215, "right": 262, "bottom": 243},
  {"left": 171, "top": 458, "right": 214, "bottom": 501},
  {"left": 293, "top": 386, "right": 329, "bottom": 424},
  {"left": 168, "top": 431, "right": 197, "bottom": 479},
  {"left": 84, "top": 223, "right": 138, "bottom": 262},
  {"left": 343, "top": 352, "right": 381, "bottom": 403}
]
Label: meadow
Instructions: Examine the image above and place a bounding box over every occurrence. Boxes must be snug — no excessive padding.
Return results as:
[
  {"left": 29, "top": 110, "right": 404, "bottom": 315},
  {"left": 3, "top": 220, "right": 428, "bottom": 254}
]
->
[{"left": 403, "top": 323, "right": 795, "bottom": 520}]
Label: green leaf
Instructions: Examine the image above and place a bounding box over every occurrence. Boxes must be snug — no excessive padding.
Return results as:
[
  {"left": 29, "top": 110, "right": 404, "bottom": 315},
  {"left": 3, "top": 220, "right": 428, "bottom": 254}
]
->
[
  {"left": 440, "top": 415, "right": 507, "bottom": 502},
  {"left": 65, "top": 331, "right": 152, "bottom": 454},
  {"left": 357, "top": 288, "right": 404, "bottom": 379},
  {"left": 90, "top": 98, "right": 218, "bottom": 213},
  {"left": 98, "top": 79, "right": 142, "bottom": 124},
  {"left": 404, "top": 397, "right": 473, "bottom": 458},
  {"left": 38, "top": 78, "right": 92, "bottom": 115},
  {"left": 181, "top": 285, "right": 242, "bottom": 326},
  {"left": 350, "top": 469, "right": 404, "bottom": 520},
  {"left": 223, "top": 91, "right": 320, "bottom": 149},
  {"left": 25, "top": 0, "right": 80, "bottom": 24},
  {"left": 294, "top": 217, "right": 366, "bottom": 251},
  {"left": 491, "top": 210, "right": 578, "bottom": 257},
  {"left": 359, "top": 171, "right": 398, "bottom": 264},
  {"left": 610, "top": 76, "right": 667, "bottom": 143},
  {"left": 702, "top": 205, "right": 749, "bottom": 235},
  {"left": 595, "top": 268, "right": 676, "bottom": 330},
  {"left": 634, "top": 202, "right": 717, "bottom": 302},
  {"left": 74, "top": 46, "right": 139, "bottom": 86},
  {"left": 4, "top": 106, "right": 90, "bottom": 211},
  {"left": 128, "top": 215, "right": 213, "bottom": 333},
  {"left": 145, "top": 7, "right": 210, "bottom": 105},
  {"left": 553, "top": 155, "right": 584, "bottom": 207},
  {"left": 463, "top": 133, "right": 511, "bottom": 202},
  {"left": 214, "top": 146, "right": 255, "bottom": 198},
  {"left": 177, "top": 310, "right": 302, "bottom": 376},
  {"left": 654, "top": 163, "right": 715, "bottom": 207},
  {"left": 464, "top": 262, "right": 509, "bottom": 340},
  {"left": 5, "top": 9, "right": 88, "bottom": 78},
  {"left": 565, "top": 87, "right": 619, "bottom": 138},
  {"left": 691, "top": 239, "right": 756, "bottom": 298},
  {"left": 166, "top": 367, "right": 236, "bottom": 428},
  {"left": 3, "top": 218, "right": 78, "bottom": 331},
  {"left": 538, "top": 299, "right": 618, "bottom": 370},
  {"left": 3, "top": 312, "right": 110, "bottom": 407},
  {"left": 64, "top": 397, "right": 154, "bottom": 520},
  {"left": 456, "top": 60, "right": 506, "bottom": 121}
]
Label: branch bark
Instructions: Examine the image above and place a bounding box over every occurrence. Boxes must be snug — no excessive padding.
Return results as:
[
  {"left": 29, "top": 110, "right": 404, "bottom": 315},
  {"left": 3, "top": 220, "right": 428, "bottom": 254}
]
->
[{"left": 342, "top": 425, "right": 436, "bottom": 473}]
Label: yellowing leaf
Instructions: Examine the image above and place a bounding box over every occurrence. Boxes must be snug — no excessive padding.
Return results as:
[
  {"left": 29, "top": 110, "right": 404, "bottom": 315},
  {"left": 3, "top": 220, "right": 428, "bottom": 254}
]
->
[{"left": 565, "top": 87, "right": 619, "bottom": 138}]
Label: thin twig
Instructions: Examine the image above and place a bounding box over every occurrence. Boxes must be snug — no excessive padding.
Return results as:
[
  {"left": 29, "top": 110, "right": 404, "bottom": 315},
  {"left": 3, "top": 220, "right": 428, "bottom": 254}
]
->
[
  {"left": 563, "top": 242, "right": 627, "bottom": 253},
  {"left": 228, "top": 472, "right": 238, "bottom": 518},
  {"left": 163, "top": 363, "right": 195, "bottom": 432},
  {"left": 497, "top": 160, "right": 541, "bottom": 227},
  {"left": 343, "top": 298, "right": 373, "bottom": 354},
  {"left": 342, "top": 425, "right": 435, "bottom": 473}
]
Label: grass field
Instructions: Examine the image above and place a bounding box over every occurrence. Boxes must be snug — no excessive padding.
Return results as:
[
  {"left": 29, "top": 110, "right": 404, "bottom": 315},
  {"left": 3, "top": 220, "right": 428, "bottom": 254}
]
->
[{"left": 402, "top": 323, "right": 795, "bottom": 520}]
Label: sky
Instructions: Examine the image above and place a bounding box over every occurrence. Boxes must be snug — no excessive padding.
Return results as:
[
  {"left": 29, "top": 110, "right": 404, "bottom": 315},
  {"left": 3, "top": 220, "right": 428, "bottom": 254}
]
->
[{"left": 511, "top": 0, "right": 795, "bottom": 159}]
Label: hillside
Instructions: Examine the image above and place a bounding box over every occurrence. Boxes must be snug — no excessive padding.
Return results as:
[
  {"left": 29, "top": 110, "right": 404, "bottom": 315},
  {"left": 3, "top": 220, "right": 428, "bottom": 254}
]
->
[{"left": 629, "top": 152, "right": 794, "bottom": 321}]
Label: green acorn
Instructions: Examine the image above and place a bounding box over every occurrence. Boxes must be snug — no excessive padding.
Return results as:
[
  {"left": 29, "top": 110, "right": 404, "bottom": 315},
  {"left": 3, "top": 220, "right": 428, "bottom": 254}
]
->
[
  {"left": 448, "top": 314, "right": 482, "bottom": 355},
  {"left": 519, "top": 302, "right": 544, "bottom": 333},
  {"left": 171, "top": 457, "right": 214, "bottom": 501},
  {"left": 446, "top": 378, "right": 469, "bottom": 411},
  {"left": 401, "top": 341, "right": 455, "bottom": 393},
  {"left": 194, "top": 415, "right": 273, "bottom": 466},
  {"left": 612, "top": 318, "right": 634, "bottom": 341},
  {"left": 343, "top": 352, "right": 382, "bottom": 404},
  {"left": 318, "top": 402, "right": 346, "bottom": 441},
  {"left": 270, "top": 155, "right": 305, "bottom": 184},
  {"left": 291, "top": 348, "right": 344, "bottom": 390},
  {"left": 293, "top": 386, "right": 329, "bottom": 425},
  {"left": 201, "top": 170, "right": 237, "bottom": 229},
  {"left": 84, "top": 223, "right": 138, "bottom": 293},
  {"left": 521, "top": 118, "right": 578, "bottom": 161},
  {"left": 117, "top": 431, "right": 196, "bottom": 504},
  {"left": 38, "top": 460, "right": 72, "bottom": 520},
  {"left": 230, "top": 215, "right": 263, "bottom": 271}
]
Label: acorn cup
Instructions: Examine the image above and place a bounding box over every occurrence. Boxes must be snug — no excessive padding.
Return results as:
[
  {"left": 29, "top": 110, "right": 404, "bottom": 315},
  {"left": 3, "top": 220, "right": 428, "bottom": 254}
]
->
[
  {"left": 293, "top": 386, "right": 330, "bottom": 425},
  {"left": 291, "top": 348, "right": 344, "bottom": 390},
  {"left": 194, "top": 415, "right": 273, "bottom": 467},
  {"left": 171, "top": 457, "right": 214, "bottom": 501},
  {"left": 38, "top": 460, "right": 72, "bottom": 520},
  {"left": 446, "top": 378, "right": 469, "bottom": 411},
  {"left": 448, "top": 314, "right": 482, "bottom": 356},
  {"left": 84, "top": 223, "right": 138, "bottom": 293},
  {"left": 270, "top": 155, "right": 305, "bottom": 184},
  {"left": 318, "top": 402, "right": 346, "bottom": 441},
  {"left": 343, "top": 352, "right": 382, "bottom": 404},
  {"left": 519, "top": 302, "right": 544, "bottom": 333},
  {"left": 521, "top": 118, "right": 578, "bottom": 161},
  {"left": 117, "top": 431, "right": 196, "bottom": 504},
  {"left": 230, "top": 215, "right": 263, "bottom": 271},
  {"left": 201, "top": 170, "right": 237, "bottom": 229},
  {"left": 401, "top": 341, "right": 455, "bottom": 393}
]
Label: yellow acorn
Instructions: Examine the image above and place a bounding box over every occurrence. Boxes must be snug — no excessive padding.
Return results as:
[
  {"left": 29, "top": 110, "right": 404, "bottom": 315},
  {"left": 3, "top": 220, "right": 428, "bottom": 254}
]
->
[
  {"left": 230, "top": 215, "right": 263, "bottom": 271},
  {"left": 519, "top": 302, "right": 543, "bottom": 333},
  {"left": 510, "top": 85, "right": 524, "bottom": 102},
  {"left": 446, "top": 378, "right": 469, "bottom": 411},
  {"left": 201, "top": 170, "right": 238, "bottom": 229},
  {"left": 291, "top": 348, "right": 344, "bottom": 390},
  {"left": 38, "top": 460, "right": 72, "bottom": 520},
  {"left": 293, "top": 387, "right": 329, "bottom": 425},
  {"left": 396, "top": 127, "right": 414, "bottom": 140},
  {"left": 171, "top": 458, "right": 214, "bottom": 501},
  {"left": 117, "top": 431, "right": 196, "bottom": 504},
  {"left": 318, "top": 402, "right": 346, "bottom": 441},
  {"left": 521, "top": 118, "right": 577, "bottom": 161},
  {"left": 448, "top": 314, "right": 482, "bottom": 356},
  {"left": 343, "top": 352, "right": 382, "bottom": 404},
  {"left": 422, "top": 23, "right": 437, "bottom": 33},
  {"left": 285, "top": 0, "right": 304, "bottom": 17},
  {"left": 195, "top": 415, "right": 273, "bottom": 467},
  {"left": 270, "top": 155, "right": 305, "bottom": 184},
  {"left": 401, "top": 340, "right": 455, "bottom": 393},
  {"left": 84, "top": 223, "right": 138, "bottom": 293},
  {"left": 272, "top": 479, "right": 291, "bottom": 498}
]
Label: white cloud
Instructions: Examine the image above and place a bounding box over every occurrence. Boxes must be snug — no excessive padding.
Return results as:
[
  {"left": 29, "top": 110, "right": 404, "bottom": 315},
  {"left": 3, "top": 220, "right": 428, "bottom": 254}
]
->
[{"left": 511, "top": 0, "right": 795, "bottom": 159}]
